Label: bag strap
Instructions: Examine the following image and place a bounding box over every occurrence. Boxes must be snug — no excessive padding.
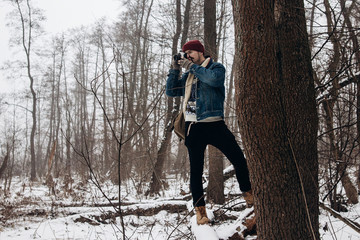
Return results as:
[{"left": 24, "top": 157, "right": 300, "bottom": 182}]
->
[{"left": 182, "top": 57, "right": 211, "bottom": 112}]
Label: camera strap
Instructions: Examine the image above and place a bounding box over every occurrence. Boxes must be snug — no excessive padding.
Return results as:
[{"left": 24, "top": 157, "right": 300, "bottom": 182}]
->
[{"left": 182, "top": 57, "right": 211, "bottom": 112}]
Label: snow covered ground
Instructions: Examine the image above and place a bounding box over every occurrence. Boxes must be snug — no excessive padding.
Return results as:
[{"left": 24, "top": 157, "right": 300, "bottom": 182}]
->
[{"left": 0, "top": 176, "right": 359, "bottom": 240}]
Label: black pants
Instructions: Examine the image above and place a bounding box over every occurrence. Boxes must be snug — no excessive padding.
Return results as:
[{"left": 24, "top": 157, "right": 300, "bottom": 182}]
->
[{"left": 185, "top": 120, "right": 251, "bottom": 207}]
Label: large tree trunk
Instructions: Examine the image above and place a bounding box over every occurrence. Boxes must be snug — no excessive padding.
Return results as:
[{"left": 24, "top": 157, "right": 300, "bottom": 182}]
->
[
  {"left": 203, "top": 0, "right": 224, "bottom": 204},
  {"left": 207, "top": 147, "right": 224, "bottom": 204},
  {"left": 203, "top": 0, "right": 217, "bottom": 60},
  {"left": 232, "top": 0, "right": 319, "bottom": 239}
]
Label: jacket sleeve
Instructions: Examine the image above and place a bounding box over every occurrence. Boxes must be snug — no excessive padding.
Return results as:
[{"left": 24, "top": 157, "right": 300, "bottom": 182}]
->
[
  {"left": 189, "top": 62, "right": 225, "bottom": 88},
  {"left": 166, "top": 69, "right": 188, "bottom": 97}
]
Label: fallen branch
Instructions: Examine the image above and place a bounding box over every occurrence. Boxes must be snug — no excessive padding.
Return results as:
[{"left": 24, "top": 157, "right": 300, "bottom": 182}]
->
[
  {"left": 320, "top": 202, "right": 360, "bottom": 234},
  {"left": 74, "top": 202, "right": 188, "bottom": 224}
]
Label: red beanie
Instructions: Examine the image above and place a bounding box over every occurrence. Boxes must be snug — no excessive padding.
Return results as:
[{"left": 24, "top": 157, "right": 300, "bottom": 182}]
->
[{"left": 182, "top": 40, "right": 205, "bottom": 53}]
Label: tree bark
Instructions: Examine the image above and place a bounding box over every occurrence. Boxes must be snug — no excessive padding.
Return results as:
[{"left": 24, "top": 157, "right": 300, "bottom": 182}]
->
[
  {"left": 232, "top": 0, "right": 319, "bottom": 239},
  {"left": 203, "top": 0, "right": 217, "bottom": 60},
  {"left": 0, "top": 153, "right": 8, "bottom": 179},
  {"left": 207, "top": 146, "right": 224, "bottom": 204},
  {"left": 203, "top": 0, "right": 224, "bottom": 204}
]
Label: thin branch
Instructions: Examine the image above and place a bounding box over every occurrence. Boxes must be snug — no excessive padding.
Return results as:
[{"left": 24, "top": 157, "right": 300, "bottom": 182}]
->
[{"left": 320, "top": 202, "right": 360, "bottom": 234}]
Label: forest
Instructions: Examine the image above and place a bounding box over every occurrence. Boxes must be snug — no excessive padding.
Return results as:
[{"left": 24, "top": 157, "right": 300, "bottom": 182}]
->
[{"left": 0, "top": 0, "right": 359, "bottom": 239}]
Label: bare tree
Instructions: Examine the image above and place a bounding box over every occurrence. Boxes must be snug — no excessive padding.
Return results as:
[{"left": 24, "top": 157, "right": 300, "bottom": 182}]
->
[
  {"left": 43, "top": 36, "right": 65, "bottom": 180},
  {"left": 10, "top": 0, "right": 45, "bottom": 181},
  {"left": 147, "top": 0, "right": 182, "bottom": 196},
  {"left": 339, "top": 0, "right": 360, "bottom": 196},
  {"left": 203, "top": 0, "right": 217, "bottom": 61},
  {"left": 312, "top": 0, "right": 359, "bottom": 207},
  {"left": 204, "top": 0, "right": 225, "bottom": 205}
]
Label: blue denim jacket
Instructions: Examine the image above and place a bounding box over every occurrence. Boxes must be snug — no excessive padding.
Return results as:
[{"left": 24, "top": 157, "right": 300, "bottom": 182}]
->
[{"left": 166, "top": 59, "right": 226, "bottom": 121}]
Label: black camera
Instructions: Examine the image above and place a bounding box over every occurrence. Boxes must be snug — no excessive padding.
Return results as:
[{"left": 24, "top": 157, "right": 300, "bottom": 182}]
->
[{"left": 173, "top": 52, "right": 188, "bottom": 61}]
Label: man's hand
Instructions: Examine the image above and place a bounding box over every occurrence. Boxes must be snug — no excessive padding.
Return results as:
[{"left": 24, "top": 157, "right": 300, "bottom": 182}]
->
[
  {"left": 180, "top": 58, "right": 194, "bottom": 70},
  {"left": 172, "top": 59, "right": 180, "bottom": 70}
]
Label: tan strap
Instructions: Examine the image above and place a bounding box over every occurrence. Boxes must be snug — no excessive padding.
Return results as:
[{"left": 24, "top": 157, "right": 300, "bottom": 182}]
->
[{"left": 182, "top": 57, "right": 211, "bottom": 112}]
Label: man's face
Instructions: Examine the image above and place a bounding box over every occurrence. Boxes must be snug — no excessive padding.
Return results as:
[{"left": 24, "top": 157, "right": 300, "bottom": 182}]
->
[{"left": 184, "top": 50, "right": 203, "bottom": 64}]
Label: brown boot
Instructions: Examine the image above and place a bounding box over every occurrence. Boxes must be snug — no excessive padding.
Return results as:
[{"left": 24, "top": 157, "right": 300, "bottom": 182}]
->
[
  {"left": 243, "top": 190, "right": 254, "bottom": 207},
  {"left": 195, "top": 206, "right": 209, "bottom": 225}
]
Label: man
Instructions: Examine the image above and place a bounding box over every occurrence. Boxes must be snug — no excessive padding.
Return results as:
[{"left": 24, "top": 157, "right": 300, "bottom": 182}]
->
[{"left": 166, "top": 40, "right": 253, "bottom": 225}]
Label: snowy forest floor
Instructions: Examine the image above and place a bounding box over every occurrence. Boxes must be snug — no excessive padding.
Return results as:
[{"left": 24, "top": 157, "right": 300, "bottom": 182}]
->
[{"left": 0, "top": 176, "right": 359, "bottom": 240}]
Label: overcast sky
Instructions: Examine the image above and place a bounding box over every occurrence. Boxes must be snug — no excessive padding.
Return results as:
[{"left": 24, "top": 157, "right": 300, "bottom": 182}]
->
[{"left": 0, "top": 0, "right": 121, "bottom": 92}]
